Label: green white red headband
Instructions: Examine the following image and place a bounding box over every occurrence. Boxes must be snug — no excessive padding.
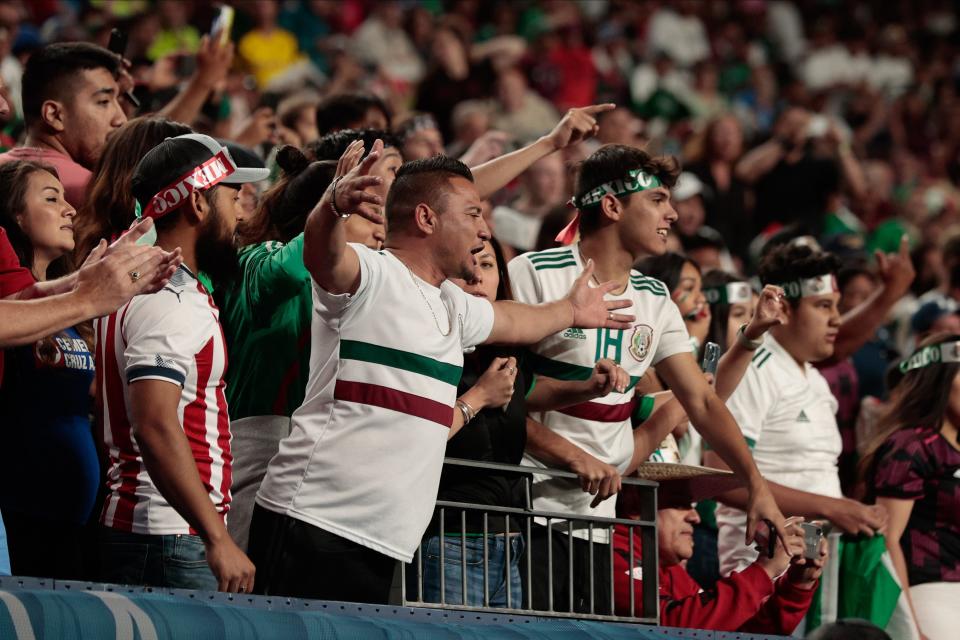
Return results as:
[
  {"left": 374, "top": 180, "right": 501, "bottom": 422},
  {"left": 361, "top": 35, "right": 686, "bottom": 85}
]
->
[
  {"left": 776, "top": 274, "right": 838, "bottom": 300},
  {"left": 704, "top": 282, "right": 754, "bottom": 305},
  {"left": 900, "top": 341, "right": 960, "bottom": 373},
  {"left": 556, "top": 168, "right": 664, "bottom": 244}
]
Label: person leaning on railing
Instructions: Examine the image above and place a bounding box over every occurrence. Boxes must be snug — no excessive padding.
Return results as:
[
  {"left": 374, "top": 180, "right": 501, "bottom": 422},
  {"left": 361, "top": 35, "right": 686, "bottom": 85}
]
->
[{"left": 416, "top": 236, "right": 631, "bottom": 608}]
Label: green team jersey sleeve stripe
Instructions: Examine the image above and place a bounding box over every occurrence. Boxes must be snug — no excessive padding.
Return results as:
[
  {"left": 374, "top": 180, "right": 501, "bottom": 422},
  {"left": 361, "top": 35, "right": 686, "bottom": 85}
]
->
[
  {"left": 340, "top": 339, "right": 462, "bottom": 386},
  {"left": 632, "top": 283, "right": 668, "bottom": 296},
  {"left": 631, "top": 394, "right": 657, "bottom": 425},
  {"left": 534, "top": 261, "right": 579, "bottom": 271},
  {"left": 334, "top": 379, "right": 453, "bottom": 427},
  {"left": 528, "top": 351, "right": 641, "bottom": 391},
  {"left": 528, "top": 250, "right": 574, "bottom": 264}
]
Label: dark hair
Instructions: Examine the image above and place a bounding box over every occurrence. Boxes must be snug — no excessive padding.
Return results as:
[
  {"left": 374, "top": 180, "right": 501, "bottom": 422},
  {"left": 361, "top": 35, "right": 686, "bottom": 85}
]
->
[
  {"left": 635, "top": 252, "right": 698, "bottom": 292},
  {"left": 239, "top": 145, "right": 336, "bottom": 245},
  {"left": 758, "top": 243, "right": 841, "bottom": 307},
  {"left": 837, "top": 260, "right": 875, "bottom": 292},
  {"left": 574, "top": 144, "right": 680, "bottom": 235},
  {"left": 488, "top": 236, "right": 513, "bottom": 303},
  {"left": 306, "top": 128, "right": 401, "bottom": 162},
  {"left": 0, "top": 160, "right": 60, "bottom": 272},
  {"left": 75, "top": 117, "right": 192, "bottom": 261},
  {"left": 701, "top": 269, "right": 744, "bottom": 353},
  {"left": 315, "top": 92, "right": 391, "bottom": 136},
  {"left": 22, "top": 42, "right": 121, "bottom": 127},
  {"left": 858, "top": 331, "right": 960, "bottom": 491},
  {"left": 385, "top": 155, "right": 473, "bottom": 232}
]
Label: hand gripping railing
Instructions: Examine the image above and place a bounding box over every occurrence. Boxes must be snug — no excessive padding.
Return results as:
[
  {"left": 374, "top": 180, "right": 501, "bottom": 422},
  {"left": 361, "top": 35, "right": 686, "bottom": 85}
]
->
[{"left": 400, "top": 457, "right": 659, "bottom": 624}]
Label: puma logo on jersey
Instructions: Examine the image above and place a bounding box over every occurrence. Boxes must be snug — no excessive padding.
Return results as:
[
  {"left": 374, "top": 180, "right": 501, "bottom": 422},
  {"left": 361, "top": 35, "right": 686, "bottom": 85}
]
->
[
  {"left": 797, "top": 409, "right": 811, "bottom": 423},
  {"left": 562, "top": 327, "right": 587, "bottom": 340}
]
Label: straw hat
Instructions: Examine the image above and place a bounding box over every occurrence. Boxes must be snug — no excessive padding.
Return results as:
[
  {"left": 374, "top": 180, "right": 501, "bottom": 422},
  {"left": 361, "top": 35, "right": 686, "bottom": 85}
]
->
[{"left": 632, "top": 462, "right": 744, "bottom": 509}]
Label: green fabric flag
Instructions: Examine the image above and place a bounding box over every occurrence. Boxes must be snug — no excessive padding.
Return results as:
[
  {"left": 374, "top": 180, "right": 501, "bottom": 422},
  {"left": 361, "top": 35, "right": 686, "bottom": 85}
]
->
[{"left": 836, "top": 535, "right": 907, "bottom": 631}]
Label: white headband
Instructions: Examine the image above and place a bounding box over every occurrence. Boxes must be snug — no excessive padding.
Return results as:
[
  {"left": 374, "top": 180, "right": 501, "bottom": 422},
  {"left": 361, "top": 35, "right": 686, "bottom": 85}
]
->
[
  {"left": 777, "top": 274, "right": 838, "bottom": 299},
  {"left": 900, "top": 341, "right": 960, "bottom": 373},
  {"left": 704, "top": 282, "right": 753, "bottom": 305}
]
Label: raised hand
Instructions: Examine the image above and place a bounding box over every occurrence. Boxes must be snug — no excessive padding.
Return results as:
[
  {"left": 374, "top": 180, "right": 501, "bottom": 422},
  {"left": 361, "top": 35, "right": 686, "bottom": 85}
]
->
[
  {"left": 546, "top": 103, "right": 616, "bottom": 151},
  {"left": 194, "top": 33, "right": 235, "bottom": 90},
  {"left": 875, "top": 234, "right": 915, "bottom": 301},
  {"left": 565, "top": 259, "right": 635, "bottom": 329},
  {"left": 744, "top": 285, "right": 787, "bottom": 340},
  {"left": 326, "top": 139, "right": 385, "bottom": 224}
]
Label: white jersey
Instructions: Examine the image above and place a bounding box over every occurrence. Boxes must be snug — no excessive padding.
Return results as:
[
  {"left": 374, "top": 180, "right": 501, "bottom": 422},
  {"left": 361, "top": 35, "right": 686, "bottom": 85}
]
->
[
  {"left": 716, "top": 335, "right": 842, "bottom": 575},
  {"left": 508, "top": 244, "right": 691, "bottom": 539},
  {"left": 256, "top": 244, "right": 494, "bottom": 562},
  {"left": 95, "top": 266, "right": 232, "bottom": 535}
]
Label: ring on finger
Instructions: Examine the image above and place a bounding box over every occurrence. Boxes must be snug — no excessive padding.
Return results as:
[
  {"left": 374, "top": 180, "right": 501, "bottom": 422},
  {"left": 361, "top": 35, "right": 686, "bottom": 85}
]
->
[{"left": 129, "top": 270, "right": 141, "bottom": 283}]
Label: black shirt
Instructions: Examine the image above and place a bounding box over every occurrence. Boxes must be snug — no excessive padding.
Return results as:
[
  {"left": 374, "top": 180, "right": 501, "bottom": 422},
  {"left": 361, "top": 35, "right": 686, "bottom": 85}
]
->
[{"left": 429, "top": 347, "right": 531, "bottom": 535}]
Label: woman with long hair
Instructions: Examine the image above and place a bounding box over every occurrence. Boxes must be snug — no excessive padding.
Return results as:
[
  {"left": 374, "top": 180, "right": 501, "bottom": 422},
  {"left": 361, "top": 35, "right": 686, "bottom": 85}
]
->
[
  {"left": 860, "top": 333, "right": 960, "bottom": 640},
  {"left": 0, "top": 161, "right": 97, "bottom": 579}
]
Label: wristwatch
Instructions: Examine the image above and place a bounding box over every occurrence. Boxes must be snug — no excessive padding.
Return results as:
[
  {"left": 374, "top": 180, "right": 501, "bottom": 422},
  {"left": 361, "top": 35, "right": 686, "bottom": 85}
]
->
[
  {"left": 327, "top": 177, "right": 351, "bottom": 219},
  {"left": 737, "top": 323, "right": 764, "bottom": 350}
]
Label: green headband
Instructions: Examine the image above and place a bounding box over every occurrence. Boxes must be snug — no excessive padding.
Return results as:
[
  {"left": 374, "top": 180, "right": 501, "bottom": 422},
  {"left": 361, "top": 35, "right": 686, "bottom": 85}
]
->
[
  {"left": 572, "top": 168, "right": 663, "bottom": 209},
  {"left": 900, "top": 341, "right": 960, "bottom": 373},
  {"left": 704, "top": 282, "right": 753, "bottom": 305},
  {"left": 777, "top": 274, "right": 838, "bottom": 300}
]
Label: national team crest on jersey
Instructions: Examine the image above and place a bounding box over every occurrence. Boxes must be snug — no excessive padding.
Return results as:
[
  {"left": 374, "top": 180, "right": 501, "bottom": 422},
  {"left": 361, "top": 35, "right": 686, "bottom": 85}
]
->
[{"left": 629, "top": 324, "right": 654, "bottom": 362}]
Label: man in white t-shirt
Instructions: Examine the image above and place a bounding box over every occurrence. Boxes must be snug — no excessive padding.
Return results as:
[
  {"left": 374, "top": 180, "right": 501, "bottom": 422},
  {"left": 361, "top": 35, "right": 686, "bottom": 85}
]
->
[
  {"left": 509, "top": 143, "right": 787, "bottom": 614},
  {"left": 97, "top": 134, "right": 269, "bottom": 593},
  {"left": 705, "top": 242, "right": 888, "bottom": 576},
  {"left": 249, "top": 144, "right": 634, "bottom": 604}
]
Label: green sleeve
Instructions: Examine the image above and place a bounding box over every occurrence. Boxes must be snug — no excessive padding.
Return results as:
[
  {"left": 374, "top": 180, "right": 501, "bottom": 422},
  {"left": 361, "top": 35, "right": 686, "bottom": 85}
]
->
[
  {"left": 631, "top": 394, "right": 656, "bottom": 427},
  {"left": 242, "top": 234, "right": 310, "bottom": 308}
]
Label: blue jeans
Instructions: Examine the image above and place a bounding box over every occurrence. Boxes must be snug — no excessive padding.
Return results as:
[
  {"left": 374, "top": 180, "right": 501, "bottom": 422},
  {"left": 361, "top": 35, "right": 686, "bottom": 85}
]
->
[
  {"left": 420, "top": 534, "right": 524, "bottom": 607},
  {"left": 99, "top": 527, "right": 218, "bottom": 591}
]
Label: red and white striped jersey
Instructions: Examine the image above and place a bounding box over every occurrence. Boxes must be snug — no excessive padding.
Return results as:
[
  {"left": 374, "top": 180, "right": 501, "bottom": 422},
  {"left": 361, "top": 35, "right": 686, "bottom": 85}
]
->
[{"left": 94, "top": 265, "right": 232, "bottom": 535}]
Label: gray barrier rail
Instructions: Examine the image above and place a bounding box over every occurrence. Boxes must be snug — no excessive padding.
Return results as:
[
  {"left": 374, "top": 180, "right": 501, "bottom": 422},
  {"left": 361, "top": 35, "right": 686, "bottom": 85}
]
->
[{"left": 400, "top": 457, "right": 660, "bottom": 625}]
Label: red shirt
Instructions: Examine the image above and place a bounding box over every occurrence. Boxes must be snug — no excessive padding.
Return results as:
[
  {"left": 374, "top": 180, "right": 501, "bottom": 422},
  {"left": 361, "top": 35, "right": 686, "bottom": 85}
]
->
[
  {"left": 0, "top": 226, "right": 36, "bottom": 381},
  {"left": 0, "top": 147, "right": 92, "bottom": 209},
  {"left": 613, "top": 524, "right": 815, "bottom": 633}
]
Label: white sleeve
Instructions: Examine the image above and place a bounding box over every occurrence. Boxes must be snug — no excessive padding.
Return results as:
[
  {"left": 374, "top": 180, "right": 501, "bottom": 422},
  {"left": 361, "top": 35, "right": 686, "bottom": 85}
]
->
[
  {"left": 123, "top": 293, "right": 202, "bottom": 387},
  {"left": 723, "top": 363, "right": 776, "bottom": 449},
  {"left": 443, "top": 281, "right": 494, "bottom": 350},
  {"left": 652, "top": 298, "right": 693, "bottom": 365},
  {"left": 312, "top": 242, "right": 383, "bottom": 317},
  {"left": 507, "top": 254, "right": 544, "bottom": 305}
]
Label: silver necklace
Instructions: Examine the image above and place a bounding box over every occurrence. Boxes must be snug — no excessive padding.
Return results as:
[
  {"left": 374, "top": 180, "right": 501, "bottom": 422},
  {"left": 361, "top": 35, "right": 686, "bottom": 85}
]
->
[{"left": 399, "top": 259, "right": 451, "bottom": 336}]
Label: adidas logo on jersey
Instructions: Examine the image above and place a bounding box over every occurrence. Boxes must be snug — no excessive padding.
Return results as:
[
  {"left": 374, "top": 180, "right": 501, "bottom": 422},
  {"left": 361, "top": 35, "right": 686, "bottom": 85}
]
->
[
  {"left": 562, "top": 327, "right": 587, "bottom": 340},
  {"left": 797, "top": 409, "right": 811, "bottom": 423}
]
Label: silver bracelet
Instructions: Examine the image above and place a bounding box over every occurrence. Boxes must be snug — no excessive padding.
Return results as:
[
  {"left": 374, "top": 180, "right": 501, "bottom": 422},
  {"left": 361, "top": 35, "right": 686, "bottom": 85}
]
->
[
  {"left": 327, "top": 177, "right": 350, "bottom": 219},
  {"left": 456, "top": 399, "right": 476, "bottom": 423},
  {"left": 737, "top": 323, "right": 764, "bottom": 350}
]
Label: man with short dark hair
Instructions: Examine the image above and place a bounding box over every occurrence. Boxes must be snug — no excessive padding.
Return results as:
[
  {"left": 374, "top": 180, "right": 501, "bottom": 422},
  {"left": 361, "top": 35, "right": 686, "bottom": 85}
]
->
[
  {"left": 95, "top": 133, "right": 268, "bottom": 592},
  {"left": 509, "top": 143, "right": 787, "bottom": 613},
  {"left": 706, "top": 242, "right": 888, "bottom": 577},
  {"left": 249, "top": 145, "right": 633, "bottom": 603},
  {"left": 0, "top": 42, "right": 126, "bottom": 207}
]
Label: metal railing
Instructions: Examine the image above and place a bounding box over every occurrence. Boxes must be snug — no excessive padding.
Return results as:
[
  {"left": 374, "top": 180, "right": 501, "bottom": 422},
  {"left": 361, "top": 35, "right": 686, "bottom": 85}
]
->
[{"left": 400, "top": 458, "right": 660, "bottom": 624}]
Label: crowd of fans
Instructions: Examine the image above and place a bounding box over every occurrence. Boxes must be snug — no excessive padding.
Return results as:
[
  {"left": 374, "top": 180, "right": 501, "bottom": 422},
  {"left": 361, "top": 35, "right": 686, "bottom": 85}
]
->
[{"left": 0, "top": 1, "right": 958, "bottom": 638}]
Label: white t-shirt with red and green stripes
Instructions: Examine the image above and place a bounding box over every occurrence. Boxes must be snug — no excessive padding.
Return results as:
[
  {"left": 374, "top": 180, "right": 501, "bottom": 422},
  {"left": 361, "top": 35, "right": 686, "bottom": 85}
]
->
[
  {"left": 95, "top": 265, "right": 232, "bottom": 535},
  {"left": 508, "top": 244, "right": 691, "bottom": 537},
  {"left": 256, "top": 244, "right": 494, "bottom": 562}
]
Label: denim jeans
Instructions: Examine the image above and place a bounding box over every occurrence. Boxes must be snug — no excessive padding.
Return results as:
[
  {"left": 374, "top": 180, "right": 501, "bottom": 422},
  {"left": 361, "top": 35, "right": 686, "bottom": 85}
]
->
[
  {"left": 420, "top": 534, "right": 524, "bottom": 607},
  {"left": 99, "top": 527, "right": 218, "bottom": 591}
]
